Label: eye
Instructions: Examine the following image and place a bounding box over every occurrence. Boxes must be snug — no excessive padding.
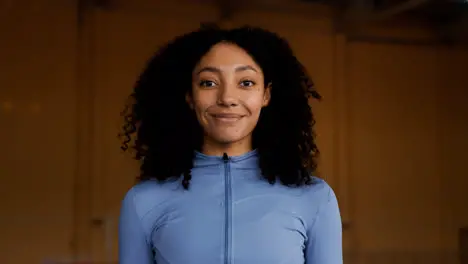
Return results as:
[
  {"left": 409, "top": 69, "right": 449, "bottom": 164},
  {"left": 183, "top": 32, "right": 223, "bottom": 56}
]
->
[
  {"left": 240, "top": 80, "right": 255, "bottom": 87},
  {"left": 199, "top": 80, "right": 217, "bottom": 88}
]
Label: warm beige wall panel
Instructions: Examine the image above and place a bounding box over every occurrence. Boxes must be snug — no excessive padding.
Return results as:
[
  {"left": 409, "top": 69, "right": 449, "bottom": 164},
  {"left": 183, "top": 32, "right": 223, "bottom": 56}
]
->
[
  {"left": 438, "top": 47, "right": 468, "bottom": 252},
  {"left": 0, "top": 1, "right": 77, "bottom": 263},
  {"left": 347, "top": 42, "right": 442, "bottom": 254}
]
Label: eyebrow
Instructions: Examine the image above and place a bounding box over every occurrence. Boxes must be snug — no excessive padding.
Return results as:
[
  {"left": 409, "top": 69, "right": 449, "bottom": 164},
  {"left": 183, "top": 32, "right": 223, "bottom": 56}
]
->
[{"left": 195, "top": 65, "right": 258, "bottom": 75}]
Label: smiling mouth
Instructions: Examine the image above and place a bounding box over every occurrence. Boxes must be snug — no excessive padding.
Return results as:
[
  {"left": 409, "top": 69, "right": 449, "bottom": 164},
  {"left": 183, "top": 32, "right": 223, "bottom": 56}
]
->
[{"left": 211, "top": 113, "right": 243, "bottom": 122}]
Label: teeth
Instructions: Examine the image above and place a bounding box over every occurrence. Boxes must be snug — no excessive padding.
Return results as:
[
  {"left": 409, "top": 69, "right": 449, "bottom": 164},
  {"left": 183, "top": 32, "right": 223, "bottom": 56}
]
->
[
  {"left": 215, "top": 115, "right": 239, "bottom": 118},
  {"left": 214, "top": 116, "right": 239, "bottom": 121}
]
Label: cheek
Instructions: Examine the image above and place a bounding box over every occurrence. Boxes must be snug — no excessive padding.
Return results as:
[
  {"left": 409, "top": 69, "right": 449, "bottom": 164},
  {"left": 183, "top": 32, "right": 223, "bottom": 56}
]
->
[
  {"left": 243, "top": 96, "right": 266, "bottom": 115},
  {"left": 193, "top": 102, "right": 208, "bottom": 120},
  {"left": 191, "top": 94, "right": 212, "bottom": 115}
]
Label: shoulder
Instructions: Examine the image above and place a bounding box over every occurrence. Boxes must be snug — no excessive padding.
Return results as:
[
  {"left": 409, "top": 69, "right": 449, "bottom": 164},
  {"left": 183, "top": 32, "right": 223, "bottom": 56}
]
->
[
  {"left": 303, "top": 176, "right": 336, "bottom": 202},
  {"left": 298, "top": 177, "right": 340, "bottom": 222},
  {"left": 121, "top": 179, "right": 181, "bottom": 219}
]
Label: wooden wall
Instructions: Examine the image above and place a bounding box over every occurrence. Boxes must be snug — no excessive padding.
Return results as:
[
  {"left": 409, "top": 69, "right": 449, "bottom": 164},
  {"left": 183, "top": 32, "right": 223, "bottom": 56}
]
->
[
  {"left": 0, "top": 0, "right": 467, "bottom": 263},
  {"left": 0, "top": 0, "right": 77, "bottom": 263}
]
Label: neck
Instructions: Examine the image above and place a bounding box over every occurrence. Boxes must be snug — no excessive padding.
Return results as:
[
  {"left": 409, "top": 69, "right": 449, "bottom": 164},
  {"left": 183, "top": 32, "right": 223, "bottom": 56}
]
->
[{"left": 201, "top": 137, "right": 253, "bottom": 157}]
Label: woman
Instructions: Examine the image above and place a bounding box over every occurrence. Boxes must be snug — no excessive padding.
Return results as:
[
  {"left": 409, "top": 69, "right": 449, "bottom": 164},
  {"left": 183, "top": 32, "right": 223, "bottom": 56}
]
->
[{"left": 119, "top": 25, "right": 342, "bottom": 264}]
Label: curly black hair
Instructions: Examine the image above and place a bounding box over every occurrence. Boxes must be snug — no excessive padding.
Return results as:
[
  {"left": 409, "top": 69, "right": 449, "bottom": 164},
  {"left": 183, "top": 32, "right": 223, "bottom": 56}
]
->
[{"left": 120, "top": 24, "right": 322, "bottom": 189}]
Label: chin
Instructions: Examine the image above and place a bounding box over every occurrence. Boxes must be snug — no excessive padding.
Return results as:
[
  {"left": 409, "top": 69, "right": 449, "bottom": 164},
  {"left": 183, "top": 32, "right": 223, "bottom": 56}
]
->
[
  {"left": 211, "top": 134, "right": 245, "bottom": 145},
  {"left": 214, "top": 137, "right": 242, "bottom": 145}
]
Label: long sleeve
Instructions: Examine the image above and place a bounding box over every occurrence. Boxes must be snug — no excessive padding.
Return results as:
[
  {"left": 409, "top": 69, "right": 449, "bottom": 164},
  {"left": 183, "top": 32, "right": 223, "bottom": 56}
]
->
[
  {"left": 119, "top": 188, "right": 154, "bottom": 264},
  {"left": 305, "top": 187, "right": 343, "bottom": 264}
]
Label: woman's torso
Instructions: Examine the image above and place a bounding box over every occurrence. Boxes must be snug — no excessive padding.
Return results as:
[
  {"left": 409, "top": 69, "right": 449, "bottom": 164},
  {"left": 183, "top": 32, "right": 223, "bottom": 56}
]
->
[{"left": 123, "top": 151, "right": 331, "bottom": 264}]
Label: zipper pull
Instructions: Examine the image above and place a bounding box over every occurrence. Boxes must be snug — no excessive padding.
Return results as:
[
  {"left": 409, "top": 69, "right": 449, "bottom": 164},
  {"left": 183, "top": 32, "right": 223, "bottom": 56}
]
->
[{"left": 222, "top": 153, "right": 229, "bottom": 162}]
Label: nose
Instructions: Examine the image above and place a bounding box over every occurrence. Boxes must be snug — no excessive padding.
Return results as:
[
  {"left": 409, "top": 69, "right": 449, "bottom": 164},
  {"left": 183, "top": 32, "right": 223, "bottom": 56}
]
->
[{"left": 217, "top": 83, "right": 238, "bottom": 107}]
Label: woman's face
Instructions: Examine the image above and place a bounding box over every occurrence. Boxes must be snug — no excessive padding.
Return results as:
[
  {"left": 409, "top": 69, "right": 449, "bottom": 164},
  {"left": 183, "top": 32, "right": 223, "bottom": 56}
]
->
[{"left": 187, "top": 42, "right": 270, "bottom": 147}]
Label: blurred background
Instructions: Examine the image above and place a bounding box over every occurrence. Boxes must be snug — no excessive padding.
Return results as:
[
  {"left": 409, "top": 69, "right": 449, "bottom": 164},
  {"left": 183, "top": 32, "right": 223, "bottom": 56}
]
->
[{"left": 1, "top": 0, "right": 467, "bottom": 263}]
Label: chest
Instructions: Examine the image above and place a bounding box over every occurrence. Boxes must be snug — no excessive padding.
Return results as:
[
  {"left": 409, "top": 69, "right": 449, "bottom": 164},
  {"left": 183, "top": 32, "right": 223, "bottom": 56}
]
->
[{"left": 150, "top": 188, "right": 308, "bottom": 264}]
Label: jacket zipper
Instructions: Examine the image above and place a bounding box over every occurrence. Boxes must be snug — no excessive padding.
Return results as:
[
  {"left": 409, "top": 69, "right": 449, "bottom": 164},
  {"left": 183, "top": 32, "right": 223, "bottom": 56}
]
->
[{"left": 223, "top": 153, "right": 231, "bottom": 264}]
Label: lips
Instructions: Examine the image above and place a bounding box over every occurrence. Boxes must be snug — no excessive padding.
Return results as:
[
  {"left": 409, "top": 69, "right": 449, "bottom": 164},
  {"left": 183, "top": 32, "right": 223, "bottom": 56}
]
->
[
  {"left": 212, "top": 113, "right": 243, "bottom": 118},
  {"left": 210, "top": 113, "right": 243, "bottom": 122}
]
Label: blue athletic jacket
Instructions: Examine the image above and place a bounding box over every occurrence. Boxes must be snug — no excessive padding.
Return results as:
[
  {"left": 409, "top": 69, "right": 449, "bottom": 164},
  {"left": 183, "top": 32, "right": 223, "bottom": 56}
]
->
[{"left": 119, "top": 149, "right": 342, "bottom": 264}]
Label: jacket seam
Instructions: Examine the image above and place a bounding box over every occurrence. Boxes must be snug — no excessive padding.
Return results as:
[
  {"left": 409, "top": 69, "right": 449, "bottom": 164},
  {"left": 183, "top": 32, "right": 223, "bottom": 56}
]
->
[
  {"left": 307, "top": 186, "right": 332, "bottom": 238},
  {"left": 130, "top": 188, "right": 154, "bottom": 245}
]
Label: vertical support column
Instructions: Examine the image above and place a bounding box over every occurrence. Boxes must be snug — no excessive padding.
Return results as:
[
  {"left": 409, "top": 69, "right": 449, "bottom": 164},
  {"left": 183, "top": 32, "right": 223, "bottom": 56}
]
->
[
  {"left": 460, "top": 227, "right": 468, "bottom": 264},
  {"left": 332, "top": 33, "right": 349, "bottom": 224},
  {"left": 332, "top": 32, "right": 358, "bottom": 258},
  {"left": 72, "top": 0, "right": 97, "bottom": 261}
]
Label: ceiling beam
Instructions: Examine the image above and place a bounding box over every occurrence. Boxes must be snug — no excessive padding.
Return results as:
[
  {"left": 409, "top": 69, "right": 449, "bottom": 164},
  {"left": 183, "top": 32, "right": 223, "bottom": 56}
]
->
[
  {"left": 215, "top": 0, "right": 239, "bottom": 20},
  {"left": 346, "top": 0, "right": 430, "bottom": 21}
]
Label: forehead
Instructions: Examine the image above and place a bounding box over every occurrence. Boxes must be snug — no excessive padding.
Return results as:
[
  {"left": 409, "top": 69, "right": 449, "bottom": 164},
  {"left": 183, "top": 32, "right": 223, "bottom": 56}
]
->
[{"left": 196, "top": 42, "right": 260, "bottom": 69}]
